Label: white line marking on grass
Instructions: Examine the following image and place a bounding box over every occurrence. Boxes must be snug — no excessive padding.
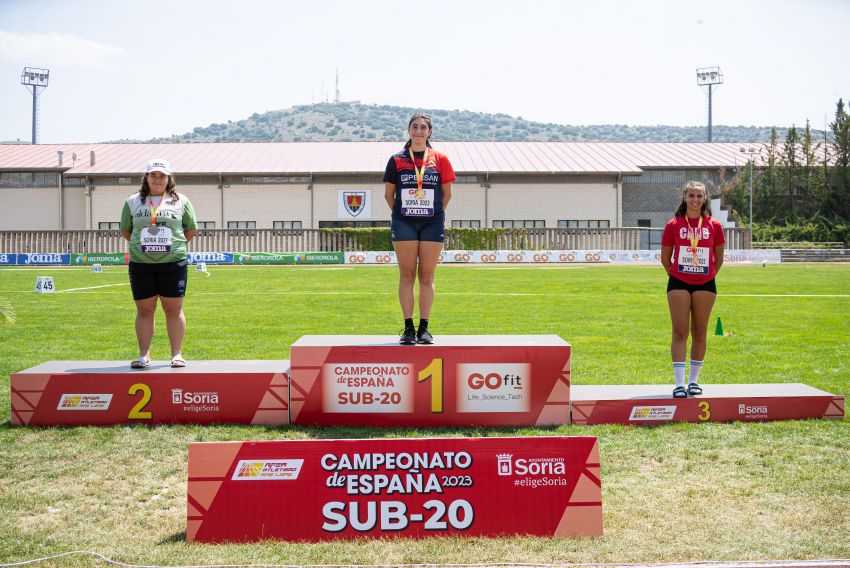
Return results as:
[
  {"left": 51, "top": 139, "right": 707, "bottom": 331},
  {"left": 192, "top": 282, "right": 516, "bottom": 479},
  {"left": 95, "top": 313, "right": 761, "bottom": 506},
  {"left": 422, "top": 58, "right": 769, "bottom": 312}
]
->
[
  {"left": 725, "top": 294, "right": 850, "bottom": 297},
  {"left": 196, "top": 291, "right": 542, "bottom": 296},
  {"left": 57, "top": 283, "right": 130, "bottom": 293}
]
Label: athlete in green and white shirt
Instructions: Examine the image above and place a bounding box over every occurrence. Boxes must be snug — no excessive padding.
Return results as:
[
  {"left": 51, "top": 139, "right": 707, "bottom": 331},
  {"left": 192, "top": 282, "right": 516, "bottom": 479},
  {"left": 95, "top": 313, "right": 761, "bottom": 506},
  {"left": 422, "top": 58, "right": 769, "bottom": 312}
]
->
[{"left": 120, "top": 158, "right": 198, "bottom": 369}]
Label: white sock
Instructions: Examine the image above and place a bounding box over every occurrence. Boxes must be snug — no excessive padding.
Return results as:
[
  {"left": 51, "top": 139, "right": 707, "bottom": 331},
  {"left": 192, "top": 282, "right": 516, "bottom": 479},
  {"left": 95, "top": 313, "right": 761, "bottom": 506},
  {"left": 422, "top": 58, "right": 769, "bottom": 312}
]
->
[
  {"left": 688, "top": 359, "right": 703, "bottom": 384},
  {"left": 673, "top": 362, "right": 686, "bottom": 388}
]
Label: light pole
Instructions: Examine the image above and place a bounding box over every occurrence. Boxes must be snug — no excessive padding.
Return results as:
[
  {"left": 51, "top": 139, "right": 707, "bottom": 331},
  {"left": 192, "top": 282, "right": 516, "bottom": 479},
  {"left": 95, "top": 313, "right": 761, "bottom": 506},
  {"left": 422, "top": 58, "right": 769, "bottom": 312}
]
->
[
  {"left": 20, "top": 67, "right": 50, "bottom": 144},
  {"left": 740, "top": 147, "right": 761, "bottom": 248},
  {"left": 696, "top": 67, "right": 723, "bottom": 142}
]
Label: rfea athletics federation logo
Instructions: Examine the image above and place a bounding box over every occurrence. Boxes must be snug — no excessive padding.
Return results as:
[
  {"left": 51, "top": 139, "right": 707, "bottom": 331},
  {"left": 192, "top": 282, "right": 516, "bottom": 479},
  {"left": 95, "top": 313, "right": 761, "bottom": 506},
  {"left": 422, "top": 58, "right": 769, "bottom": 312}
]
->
[
  {"left": 231, "top": 459, "right": 305, "bottom": 480},
  {"left": 343, "top": 192, "right": 366, "bottom": 217},
  {"left": 57, "top": 394, "right": 113, "bottom": 410}
]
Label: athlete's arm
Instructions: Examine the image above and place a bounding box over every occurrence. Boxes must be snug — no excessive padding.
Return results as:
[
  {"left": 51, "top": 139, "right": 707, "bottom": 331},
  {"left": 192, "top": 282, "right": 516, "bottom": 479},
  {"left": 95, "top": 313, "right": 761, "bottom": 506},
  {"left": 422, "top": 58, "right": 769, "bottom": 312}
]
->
[
  {"left": 660, "top": 245, "right": 673, "bottom": 272},
  {"left": 441, "top": 183, "right": 452, "bottom": 208},
  {"left": 185, "top": 229, "right": 198, "bottom": 242},
  {"left": 714, "top": 243, "right": 724, "bottom": 272},
  {"left": 121, "top": 229, "right": 131, "bottom": 241},
  {"left": 384, "top": 183, "right": 395, "bottom": 210}
]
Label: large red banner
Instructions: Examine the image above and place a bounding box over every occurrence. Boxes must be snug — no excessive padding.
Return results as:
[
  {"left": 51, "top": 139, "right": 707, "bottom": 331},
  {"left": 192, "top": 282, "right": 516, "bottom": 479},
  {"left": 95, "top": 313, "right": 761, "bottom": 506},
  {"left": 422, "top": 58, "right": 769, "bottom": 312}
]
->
[
  {"left": 289, "top": 335, "right": 571, "bottom": 427},
  {"left": 187, "top": 436, "right": 602, "bottom": 542},
  {"left": 571, "top": 384, "right": 845, "bottom": 425},
  {"left": 10, "top": 361, "right": 290, "bottom": 426}
]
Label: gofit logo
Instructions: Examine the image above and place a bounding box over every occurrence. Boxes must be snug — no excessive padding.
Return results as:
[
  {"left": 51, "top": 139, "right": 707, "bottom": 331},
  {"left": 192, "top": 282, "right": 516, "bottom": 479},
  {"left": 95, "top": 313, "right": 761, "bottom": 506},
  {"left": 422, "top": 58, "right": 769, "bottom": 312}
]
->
[
  {"left": 467, "top": 372, "right": 523, "bottom": 390},
  {"left": 480, "top": 253, "right": 497, "bottom": 262},
  {"left": 629, "top": 406, "right": 677, "bottom": 421},
  {"left": 585, "top": 253, "right": 602, "bottom": 262},
  {"left": 57, "top": 394, "right": 112, "bottom": 410},
  {"left": 559, "top": 253, "right": 576, "bottom": 262},
  {"left": 532, "top": 253, "right": 549, "bottom": 262},
  {"left": 456, "top": 363, "right": 531, "bottom": 413},
  {"left": 454, "top": 253, "right": 471, "bottom": 262},
  {"left": 232, "top": 459, "right": 305, "bottom": 480},
  {"left": 497, "top": 454, "right": 513, "bottom": 476},
  {"left": 348, "top": 254, "right": 366, "bottom": 263},
  {"left": 375, "top": 254, "right": 393, "bottom": 263},
  {"left": 506, "top": 253, "right": 524, "bottom": 262}
]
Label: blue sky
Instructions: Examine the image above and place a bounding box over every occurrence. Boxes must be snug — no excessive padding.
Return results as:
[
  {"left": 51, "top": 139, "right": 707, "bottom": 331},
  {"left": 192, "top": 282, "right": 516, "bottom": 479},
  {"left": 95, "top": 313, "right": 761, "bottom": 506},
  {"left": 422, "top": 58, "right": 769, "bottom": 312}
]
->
[{"left": 1, "top": 0, "right": 848, "bottom": 143}]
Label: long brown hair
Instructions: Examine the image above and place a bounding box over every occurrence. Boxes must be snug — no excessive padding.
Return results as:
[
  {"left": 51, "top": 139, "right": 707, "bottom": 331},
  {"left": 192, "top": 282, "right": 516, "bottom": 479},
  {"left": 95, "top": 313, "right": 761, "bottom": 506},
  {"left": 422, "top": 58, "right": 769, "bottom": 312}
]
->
[
  {"left": 139, "top": 173, "right": 178, "bottom": 204},
  {"left": 403, "top": 113, "right": 433, "bottom": 149},
  {"left": 674, "top": 180, "right": 712, "bottom": 217}
]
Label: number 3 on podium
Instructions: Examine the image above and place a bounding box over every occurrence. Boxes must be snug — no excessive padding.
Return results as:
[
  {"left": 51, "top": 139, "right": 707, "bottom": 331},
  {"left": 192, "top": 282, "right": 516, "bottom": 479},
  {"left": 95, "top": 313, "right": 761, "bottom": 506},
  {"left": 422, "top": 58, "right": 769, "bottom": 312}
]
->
[
  {"left": 128, "top": 383, "right": 153, "bottom": 420},
  {"left": 418, "top": 358, "right": 444, "bottom": 413},
  {"left": 697, "top": 401, "right": 711, "bottom": 422}
]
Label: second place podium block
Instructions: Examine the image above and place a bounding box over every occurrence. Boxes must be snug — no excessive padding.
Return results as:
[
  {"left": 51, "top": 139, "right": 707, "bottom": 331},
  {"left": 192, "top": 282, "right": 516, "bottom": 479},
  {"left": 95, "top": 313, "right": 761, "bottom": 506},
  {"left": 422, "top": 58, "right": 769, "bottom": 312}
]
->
[
  {"left": 289, "top": 335, "right": 572, "bottom": 427},
  {"left": 10, "top": 360, "right": 291, "bottom": 426}
]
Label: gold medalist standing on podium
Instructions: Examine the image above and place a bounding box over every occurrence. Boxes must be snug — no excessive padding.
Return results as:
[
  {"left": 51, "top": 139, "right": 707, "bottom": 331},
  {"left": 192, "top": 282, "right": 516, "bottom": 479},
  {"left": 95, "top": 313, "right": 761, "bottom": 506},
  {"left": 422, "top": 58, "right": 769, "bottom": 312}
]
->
[
  {"left": 120, "top": 159, "right": 197, "bottom": 368},
  {"left": 661, "top": 181, "right": 725, "bottom": 398},
  {"left": 384, "top": 114, "right": 456, "bottom": 345}
]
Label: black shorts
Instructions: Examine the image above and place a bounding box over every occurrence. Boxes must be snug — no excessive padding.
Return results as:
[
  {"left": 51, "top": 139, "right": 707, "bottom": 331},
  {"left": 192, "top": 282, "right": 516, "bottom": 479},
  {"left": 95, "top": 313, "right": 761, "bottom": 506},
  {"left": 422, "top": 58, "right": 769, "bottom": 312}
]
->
[
  {"left": 391, "top": 217, "right": 445, "bottom": 242},
  {"left": 129, "top": 260, "right": 188, "bottom": 300},
  {"left": 667, "top": 275, "right": 717, "bottom": 294}
]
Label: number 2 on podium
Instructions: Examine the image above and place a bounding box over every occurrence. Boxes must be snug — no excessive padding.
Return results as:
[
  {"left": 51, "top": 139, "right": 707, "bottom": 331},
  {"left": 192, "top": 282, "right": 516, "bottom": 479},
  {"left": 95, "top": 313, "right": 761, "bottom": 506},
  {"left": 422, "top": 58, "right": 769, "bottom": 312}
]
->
[
  {"left": 418, "top": 358, "right": 444, "bottom": 413},
  {"left": 128, "top": 383, "right": 152, "bottom": 419}
]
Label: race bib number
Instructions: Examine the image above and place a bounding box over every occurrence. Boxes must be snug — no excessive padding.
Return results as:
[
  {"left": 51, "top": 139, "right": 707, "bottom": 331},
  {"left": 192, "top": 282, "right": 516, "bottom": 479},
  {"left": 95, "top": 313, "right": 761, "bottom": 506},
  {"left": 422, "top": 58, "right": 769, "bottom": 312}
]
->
[
  {"left": 677, "top": 246, "right": 710, "bottom": 274},
  {"left": 401, "top": 188, "right": 435, "bottom": 217},
  {"left": 141, "top": 226, "right": 173, "bottom": 253}
]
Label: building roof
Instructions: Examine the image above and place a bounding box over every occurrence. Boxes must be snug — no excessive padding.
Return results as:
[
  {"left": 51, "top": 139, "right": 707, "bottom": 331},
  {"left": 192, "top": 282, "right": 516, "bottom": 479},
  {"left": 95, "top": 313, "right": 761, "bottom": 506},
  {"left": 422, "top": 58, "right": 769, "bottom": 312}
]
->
[{"left": 0, "top": 141, "right": 777, "bottom": 176}]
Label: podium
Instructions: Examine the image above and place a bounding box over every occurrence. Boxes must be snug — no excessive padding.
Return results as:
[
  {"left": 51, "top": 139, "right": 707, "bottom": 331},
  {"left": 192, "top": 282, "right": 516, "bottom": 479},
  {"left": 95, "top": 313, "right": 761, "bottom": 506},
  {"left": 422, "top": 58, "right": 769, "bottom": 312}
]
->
[
  {"left": 10, "top": 360, "right": 290, "bottom": 426},
  {"left": 289, "top": 335, "right": 571, "bottom": 427},
  {"left": 571, "top": 383, "right": 845, "bottom": 425},
  {"left": 187, "top": 436, "right": 602, "bottom": 542}
]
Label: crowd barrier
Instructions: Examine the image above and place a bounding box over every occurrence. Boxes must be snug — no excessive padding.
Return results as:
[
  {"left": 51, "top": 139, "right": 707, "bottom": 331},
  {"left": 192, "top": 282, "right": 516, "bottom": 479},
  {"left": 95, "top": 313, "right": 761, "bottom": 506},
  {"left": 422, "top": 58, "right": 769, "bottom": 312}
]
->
[{"left": 0, "top": 250, "right": 782, "bottom": 266}]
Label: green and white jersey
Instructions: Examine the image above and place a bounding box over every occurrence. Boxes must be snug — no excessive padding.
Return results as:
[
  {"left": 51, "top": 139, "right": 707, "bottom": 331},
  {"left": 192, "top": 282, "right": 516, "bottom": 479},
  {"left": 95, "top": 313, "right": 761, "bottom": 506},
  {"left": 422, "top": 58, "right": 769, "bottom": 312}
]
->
[{"left": 120, "top": 192, "right": 197, "bottom": 263}]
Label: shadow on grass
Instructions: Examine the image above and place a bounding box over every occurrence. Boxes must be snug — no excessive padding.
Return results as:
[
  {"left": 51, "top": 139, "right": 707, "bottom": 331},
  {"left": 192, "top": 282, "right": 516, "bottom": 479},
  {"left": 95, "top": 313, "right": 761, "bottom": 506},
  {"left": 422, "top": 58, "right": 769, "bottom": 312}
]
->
[{"left": 159, "top": 531, "right": 186, "bottom": 545}]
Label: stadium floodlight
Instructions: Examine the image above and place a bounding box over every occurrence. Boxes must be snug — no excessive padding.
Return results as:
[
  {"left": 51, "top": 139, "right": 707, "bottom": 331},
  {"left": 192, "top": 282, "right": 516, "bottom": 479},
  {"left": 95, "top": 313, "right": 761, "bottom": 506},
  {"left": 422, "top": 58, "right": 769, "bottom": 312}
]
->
[
  {"left": 740, "top": 146, "right": 761, "bottom": 247},
  {"left": 21, "top": 67, "right": 50, "bottom": 144},
  {"left": 696, "top": 66, "right": 723, "bottom": 142}
]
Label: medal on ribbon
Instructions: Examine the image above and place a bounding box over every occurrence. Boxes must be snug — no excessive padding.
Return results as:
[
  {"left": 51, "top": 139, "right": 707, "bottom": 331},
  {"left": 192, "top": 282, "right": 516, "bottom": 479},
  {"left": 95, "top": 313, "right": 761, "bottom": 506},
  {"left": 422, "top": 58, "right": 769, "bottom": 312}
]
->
[
  {"left": 687, "top": 216, "right": 703, "bottom": 266},
  {"left": 408, "top": 147, "right": 429, "bottom": 200},
  {"left": 149, "top": 195, "right": 165, "bottom": 230}
]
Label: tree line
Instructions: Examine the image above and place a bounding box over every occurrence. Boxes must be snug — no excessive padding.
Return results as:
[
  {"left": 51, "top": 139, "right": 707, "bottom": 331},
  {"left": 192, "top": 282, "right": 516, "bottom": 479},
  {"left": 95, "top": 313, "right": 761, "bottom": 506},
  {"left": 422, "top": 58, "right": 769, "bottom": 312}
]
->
[{"left": 721, "top": 99, "right": 850, "bottom": 244}]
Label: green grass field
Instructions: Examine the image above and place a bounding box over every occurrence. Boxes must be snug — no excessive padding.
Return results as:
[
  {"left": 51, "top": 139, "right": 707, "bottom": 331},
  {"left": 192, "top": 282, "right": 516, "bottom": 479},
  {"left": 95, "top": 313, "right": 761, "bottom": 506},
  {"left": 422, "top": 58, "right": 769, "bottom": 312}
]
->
[{"left": 0, "top": 263, "right": 848, "bottom": 566}]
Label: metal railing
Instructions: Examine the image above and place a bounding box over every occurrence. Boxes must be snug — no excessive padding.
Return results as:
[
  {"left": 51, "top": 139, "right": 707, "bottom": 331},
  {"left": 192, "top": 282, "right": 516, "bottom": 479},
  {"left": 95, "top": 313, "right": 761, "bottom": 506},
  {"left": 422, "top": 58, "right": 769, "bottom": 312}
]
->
[{"left": 0, "top": 227, "right": 752, "bottom": 254}]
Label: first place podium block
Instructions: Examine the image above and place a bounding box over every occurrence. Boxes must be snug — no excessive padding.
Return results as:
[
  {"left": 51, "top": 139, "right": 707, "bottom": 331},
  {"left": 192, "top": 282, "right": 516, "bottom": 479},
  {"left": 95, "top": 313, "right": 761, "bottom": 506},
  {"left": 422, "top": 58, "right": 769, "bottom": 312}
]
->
[
  {"left": 571, "top": 383, "right": 845, "bottom": 425},
  {"left": 290, "top": 335, "right": 571, "bottom": 427},
  {"left": 10, "top": 360, "right": 291, "bottom": 426}
]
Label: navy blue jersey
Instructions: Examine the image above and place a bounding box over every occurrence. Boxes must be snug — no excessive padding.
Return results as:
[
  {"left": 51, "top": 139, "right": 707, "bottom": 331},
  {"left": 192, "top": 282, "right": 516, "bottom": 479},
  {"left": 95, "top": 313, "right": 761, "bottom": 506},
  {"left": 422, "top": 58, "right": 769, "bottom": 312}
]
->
[{"left": 384, "top": 148, "right": 456, "bottom": 220}]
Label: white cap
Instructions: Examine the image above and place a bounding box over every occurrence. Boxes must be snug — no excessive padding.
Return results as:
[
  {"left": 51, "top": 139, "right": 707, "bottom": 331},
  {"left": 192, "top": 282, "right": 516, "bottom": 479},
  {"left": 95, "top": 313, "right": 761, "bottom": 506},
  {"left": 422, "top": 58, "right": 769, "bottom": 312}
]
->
[{"left": 146, "top": 158, "right": 171, "bottom": 176}]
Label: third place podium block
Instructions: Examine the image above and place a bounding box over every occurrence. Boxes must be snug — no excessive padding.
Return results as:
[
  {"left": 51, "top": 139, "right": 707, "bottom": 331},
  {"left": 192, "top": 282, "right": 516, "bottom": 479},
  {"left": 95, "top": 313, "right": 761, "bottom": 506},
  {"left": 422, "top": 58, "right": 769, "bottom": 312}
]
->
[
  {"left": 289, "top": 335, "right": 571, "bottom": 427},
  {"left": 10, "top": 360, "right": 290, "bottom": 426},
  {"left": 571, "top": 383, "right": 845, "bottom": 425}
]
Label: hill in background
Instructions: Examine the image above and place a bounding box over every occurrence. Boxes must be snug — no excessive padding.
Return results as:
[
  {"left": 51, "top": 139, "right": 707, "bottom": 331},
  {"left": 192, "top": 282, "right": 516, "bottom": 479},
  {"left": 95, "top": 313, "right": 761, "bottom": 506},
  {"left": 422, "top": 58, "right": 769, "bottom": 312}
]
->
[{"left": 137, "top": 102, "right": 793, "bottom": 144}]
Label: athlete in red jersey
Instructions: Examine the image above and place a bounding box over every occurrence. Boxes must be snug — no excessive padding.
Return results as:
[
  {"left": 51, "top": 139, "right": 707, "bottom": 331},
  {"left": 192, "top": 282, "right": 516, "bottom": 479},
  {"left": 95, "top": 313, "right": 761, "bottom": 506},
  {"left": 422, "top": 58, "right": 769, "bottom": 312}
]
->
[
  {"left": 384, "top": 113, "right": 456, "bottom": 345},
  {"left": 661, "top": 181, "right": 725, "bottom": 398}
]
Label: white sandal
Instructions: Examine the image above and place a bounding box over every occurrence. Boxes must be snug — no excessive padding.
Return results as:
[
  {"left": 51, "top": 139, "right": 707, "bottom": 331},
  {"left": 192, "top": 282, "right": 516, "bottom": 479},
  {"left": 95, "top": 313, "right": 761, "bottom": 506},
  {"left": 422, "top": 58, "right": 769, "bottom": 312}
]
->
[
  {"left": 171, "top": 354, "right": 187, "bottom": 368},
  {"left": 130, "top": 356, "right": 150, "bottom": 369}
]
